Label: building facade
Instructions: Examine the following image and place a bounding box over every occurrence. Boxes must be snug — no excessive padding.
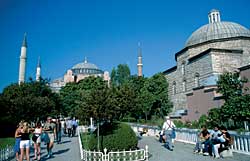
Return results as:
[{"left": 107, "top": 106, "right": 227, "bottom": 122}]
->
[{"left": 163, "top": 9, "right": 250, "bottom": 121}]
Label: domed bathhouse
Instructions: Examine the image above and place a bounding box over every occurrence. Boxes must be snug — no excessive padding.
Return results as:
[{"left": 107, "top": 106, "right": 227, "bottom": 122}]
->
[
  {"left": 163, "top": 9, "right": 250, "bottom": 121},
  {"left": 50, "top": 58, "right": 110, "bottom": 92}
]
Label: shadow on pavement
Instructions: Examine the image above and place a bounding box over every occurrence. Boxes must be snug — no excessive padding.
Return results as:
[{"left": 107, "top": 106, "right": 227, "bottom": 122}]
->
[{"left": 53, "top": 148, "right": 70, "bottom": 155}]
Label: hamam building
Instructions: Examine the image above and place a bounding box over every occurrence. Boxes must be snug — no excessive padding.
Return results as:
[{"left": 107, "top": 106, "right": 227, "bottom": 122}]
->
[{"left": 163, "top": 9, "right": 250, "bottom": 121}]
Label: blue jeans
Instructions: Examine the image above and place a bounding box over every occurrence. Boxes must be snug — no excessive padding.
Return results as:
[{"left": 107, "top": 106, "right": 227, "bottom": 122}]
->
[{"left": 165, "top": 130, "right": 173, "bottom": 149}]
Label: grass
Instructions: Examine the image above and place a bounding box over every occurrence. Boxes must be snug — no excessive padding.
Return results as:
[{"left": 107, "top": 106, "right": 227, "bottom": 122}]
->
[
  {"left": 80, "top": 132, "right": 92, "bottom": 149},
  {"left": 0, "top": 137, "right": 15, "bottom": 149}
]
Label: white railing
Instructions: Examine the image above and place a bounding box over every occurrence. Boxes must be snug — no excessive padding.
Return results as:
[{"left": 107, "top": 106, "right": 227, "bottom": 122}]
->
[
  {"left": 0, "top": 145, "right": 14, "bottom": 161},
  {"left": 129, "top": 123, "right": 250, "bottom": 155},
  {"left": 78, "top": 126, "right": 149, "bottom": 161}
]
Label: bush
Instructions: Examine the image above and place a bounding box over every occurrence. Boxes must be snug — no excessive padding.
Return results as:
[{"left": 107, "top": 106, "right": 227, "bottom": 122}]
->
[
  {"left": 88, "top": 122, "right": 138, "bottom": 151},
  {"left": 0, "top": 137, "right": 15, "bottom": 149}
]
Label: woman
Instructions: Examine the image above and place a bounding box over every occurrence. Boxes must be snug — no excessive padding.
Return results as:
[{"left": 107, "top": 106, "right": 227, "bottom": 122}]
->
[
  {"left": 33, "top": 122, "right": 42, "bottom": 160},
  {"left": 14, "top": 121, "right": 23, "bottom": 161},
  {"left": 19, "top": 122, "right": 31, "bottom": 161}
]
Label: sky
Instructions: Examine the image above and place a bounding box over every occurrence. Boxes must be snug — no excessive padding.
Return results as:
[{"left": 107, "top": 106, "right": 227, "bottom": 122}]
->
[{"left": 0, "top": 0, "right": 250, "bottom": 91}]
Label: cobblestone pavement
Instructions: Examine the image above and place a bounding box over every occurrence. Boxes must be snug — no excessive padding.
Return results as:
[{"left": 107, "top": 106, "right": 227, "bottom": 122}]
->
[
  {"left": 11, "top": 135, "right": 81, "bottom": 161},
  {"left": 138, "top": 136, "right": 250, "bottom": 161}
]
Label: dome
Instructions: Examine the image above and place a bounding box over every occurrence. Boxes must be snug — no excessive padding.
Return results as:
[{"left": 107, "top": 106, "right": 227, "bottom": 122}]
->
[
  {"left": 72, "top": 61, "right": 98, "bottom": 70},
  {"left": 185, "top": 9, "right": 250, "bottom": 47},
  {"left": 185, "top": 21, "right": 250, "bottom": 47},
  {"left": 71, "top": 58, "right": 103, "bottom": 75}
]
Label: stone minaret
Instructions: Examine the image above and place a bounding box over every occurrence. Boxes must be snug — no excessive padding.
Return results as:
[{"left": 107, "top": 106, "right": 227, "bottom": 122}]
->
[
  {"left": 208, "top": 9, "right": 221, "bottom": 23},
  {"left": 36, "top": 57, "right": 41, "bottom": 81},
  {"left": 18, "top": 33, "right": 27, "bottom": 84},
  {"left": 137, "top": 42, "right": 143, "bottom": 77}
]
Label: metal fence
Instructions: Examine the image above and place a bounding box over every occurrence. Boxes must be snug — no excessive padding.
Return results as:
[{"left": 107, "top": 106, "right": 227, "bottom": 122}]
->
[
  {"left": 0, "top": 145, "right": 14, "bottom": 161},
  {"left": 78, "top": 126, "right": 149, "bottom": 161},
  {"left": 129, "top": 123, "right": 250, "bottom": 155}
]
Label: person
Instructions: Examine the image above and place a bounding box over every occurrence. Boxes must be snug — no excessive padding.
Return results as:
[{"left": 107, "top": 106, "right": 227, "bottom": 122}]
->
[
  {"left": 43, "top": 116, "right": 56, "bottom": 159},
  {"left": 55, "top": 118, "right": 62, "bottom": 144},
  {"left": 32, "top": 122, "right": 42, "bottom": 161},
  {"left": 193, "top": 125, "right": 207, "bottom": 154},
  {"left": 66, "top": 118, "right": 73, "bottom": 137},
  {"left": 211, "top": 125, "right": 221, "bottom": 144},
  {"left": 202, "top": 130, "right": 212, "bottom": 156},
  {"left": 14, "top": 121, "right": 23, "bottom": 161},
  {"left": 213, "top": 126, "right": 231, "bottom": 158},
  {"left": 19, "top": 122, "right": 31, "bottom": 161},
  {"left": 162, "top": 116, "right": 175, "bottom": 151},
  {"left": 72, "top": 118, "right": 78, "bottom": 137}
]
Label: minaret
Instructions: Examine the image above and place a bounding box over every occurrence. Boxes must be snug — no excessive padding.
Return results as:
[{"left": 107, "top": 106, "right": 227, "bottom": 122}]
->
[
  {"left": 36, "top": 56, "right": 41, "bottom": 81},
  {"left": 208, "top": 9, "right": 221, "bottom": 24},
  {"left": 137, "top": 42, "right": 143, "bottom": 77},
  {"left": 18, "top": 33, "right": 27, "bottom": 84}
]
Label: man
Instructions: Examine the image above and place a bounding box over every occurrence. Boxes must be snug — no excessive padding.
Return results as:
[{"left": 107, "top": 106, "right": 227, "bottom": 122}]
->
[
  {"left": 162, "top": 116, "right": 175, "bottom": 151},
  {"left": 43, "top": 116, "right": 56, "bottom": 158}
]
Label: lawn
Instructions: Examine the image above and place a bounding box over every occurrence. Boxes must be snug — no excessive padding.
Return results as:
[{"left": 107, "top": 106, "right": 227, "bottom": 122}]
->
[
  {"left": 80, "top": 132, "right": 92, "bottom": 149},
  {"left": 0, "top": 137, "right": 15, "bottom": 149}
]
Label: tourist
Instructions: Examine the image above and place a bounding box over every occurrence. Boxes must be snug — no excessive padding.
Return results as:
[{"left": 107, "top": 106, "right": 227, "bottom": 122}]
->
[
  {"left": 162, "top": 116, "right": 175, "bottom": 151},
  {"left": 19, "top": 122, "right": 31, "bottom": 161},
  {"left": 14, "top": 121, "right": 23, "bottom": 161},
  {"left": 32, "top": 122, "right": 42, "bottom": 161},
  {"left": 213, "top": 126, "right": 231, "bottom": 158},
  {"left": 66, "top": 118, "right": 73, "bottom": 137},
  {"left": 193, "top": 125, "right": 207, "bottom": 154},
  {"left": 72, "top": 118, "right": 78, "bottom": 137},
  {"left": 211, "top": 125, "right": 221, "bottom": 144},
  {"left": 55, "top": 118, "right": 62, "bottom": 144},
  {"left": 43, "top": 116, "right": 56, "bottom": 159}
]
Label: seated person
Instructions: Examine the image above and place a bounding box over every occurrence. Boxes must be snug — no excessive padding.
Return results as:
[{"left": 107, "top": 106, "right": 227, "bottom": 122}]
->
[
  {"left": 139, "top": 127, "right": 148, "bottom": 136},
  {"left": 193, "top": 125, "right": 207, "bottom": 153},
  {"left": 213, "top": 126, "right": 231, "bottom": 158},
  {"left": 211, "top": 125, "right": 221, "bottom": 144},
  {"left": 202, "top": 130, "right": 212, "bottom": 156}
]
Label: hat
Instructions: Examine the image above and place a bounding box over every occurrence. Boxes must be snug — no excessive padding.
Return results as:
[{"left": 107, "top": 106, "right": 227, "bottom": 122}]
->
[{"left": 165, "top": 116, "right": 170, "bottom": 119}]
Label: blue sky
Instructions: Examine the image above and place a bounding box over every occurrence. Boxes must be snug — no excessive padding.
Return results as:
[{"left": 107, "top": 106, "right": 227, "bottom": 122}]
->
[{"left": 0, "top": 0, "right": 250, "bottom": 91}]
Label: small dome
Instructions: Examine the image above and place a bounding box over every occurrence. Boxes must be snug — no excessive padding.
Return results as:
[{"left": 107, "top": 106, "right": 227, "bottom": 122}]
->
[{"left": 185, "top": 21, "right": 250, "bottom": 47}]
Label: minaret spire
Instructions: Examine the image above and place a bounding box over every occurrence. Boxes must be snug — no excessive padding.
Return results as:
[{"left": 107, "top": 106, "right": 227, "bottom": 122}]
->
[
  {"left": 18, "top": 33, "right": 27, "bottom": 84},
  {"left": 84, "top": 57, "right": 87, "bottom": 63},
  {"left": 137, "top": 42, "right": 143, "bottom": 77},
  {"left": 36, "top": 56, "right": 41, "bottom": 81}
]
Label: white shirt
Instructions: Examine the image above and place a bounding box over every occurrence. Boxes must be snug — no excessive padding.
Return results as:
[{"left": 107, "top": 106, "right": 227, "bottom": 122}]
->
[{"left": 162, "top": 120, "right": 175, "bottom": 131}]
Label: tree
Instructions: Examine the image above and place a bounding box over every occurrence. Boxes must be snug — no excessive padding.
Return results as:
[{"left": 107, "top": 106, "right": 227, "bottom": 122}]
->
[
  {"left": 0, "top": 79, "right": 62, "bottom": 136},
  {"left": 110, "top": 64, "right": 131, "bottom": 86},
  {"left": 215, "top": 72, "right": 250, "bottom": 127}
]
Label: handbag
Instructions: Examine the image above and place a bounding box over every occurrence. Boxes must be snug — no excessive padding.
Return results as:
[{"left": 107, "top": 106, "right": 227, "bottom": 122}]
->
[{"left": 32, "top": 134, "right": 38, "bottom": 142}]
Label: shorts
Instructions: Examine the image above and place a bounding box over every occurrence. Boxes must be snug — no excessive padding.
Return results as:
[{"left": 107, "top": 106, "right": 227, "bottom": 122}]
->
[
  {"left": 20, "top": 140, "right": 30, "bottom": 149},
  {"left": 34, "top": 136, "right": 41, "bottom": 144},
  {"left": 48, "top": 133, "right": 54, "bottom": 143}
]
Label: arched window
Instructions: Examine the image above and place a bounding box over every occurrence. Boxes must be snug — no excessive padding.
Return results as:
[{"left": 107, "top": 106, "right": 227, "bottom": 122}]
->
[
  {"left": 182, "top": 78, "right": 186, "bottom": 92},
  {"left": 181, "top": 61, "right": 185, "bottom": 75},
  {"left": 194, "top": 73, "right": 200, "bottom": 88},
  {"left": 172, "top": 81, "right": 176, "bottom": 95}
]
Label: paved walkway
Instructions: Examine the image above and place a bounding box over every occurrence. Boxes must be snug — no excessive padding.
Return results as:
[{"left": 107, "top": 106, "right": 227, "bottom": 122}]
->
[
  {"left": 12, "top": 134, "right": 250, "bottom": 161},
  {"left": 11, "top": 135, "right": 81, "bottom": 161},
  {"left": 138, "top": 136, "right": 250, "bottom": 161}
]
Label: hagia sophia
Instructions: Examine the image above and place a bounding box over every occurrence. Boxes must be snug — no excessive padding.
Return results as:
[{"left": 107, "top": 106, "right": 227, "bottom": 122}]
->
[{"left": 17, "top": 9, "right": 250, "bottom": 121}]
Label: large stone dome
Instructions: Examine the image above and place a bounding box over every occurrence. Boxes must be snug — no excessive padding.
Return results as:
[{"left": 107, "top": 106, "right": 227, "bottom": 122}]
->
[
  {"left": 71, "top": 58, "right": 103, "bottom": 75},
  {"left": 185, "top": 10, "right": 250, "bottom": 47}
]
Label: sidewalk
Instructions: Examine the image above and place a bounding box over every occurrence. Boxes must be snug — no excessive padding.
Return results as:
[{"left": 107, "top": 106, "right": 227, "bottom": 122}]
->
[
  {"left": 138, "top": 136, "right": 250, "bottom": 161},
  {"left": 11, "top": 135, "right": 81, "bottom": 161}
]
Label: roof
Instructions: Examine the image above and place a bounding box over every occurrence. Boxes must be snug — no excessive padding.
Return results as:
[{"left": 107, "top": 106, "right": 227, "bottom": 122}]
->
[
  {"left": 185, "top": 21, "right": 250, "bottom": 47},
  {"left": 72, "top": 59, "right": 99, "bottom": 70}
]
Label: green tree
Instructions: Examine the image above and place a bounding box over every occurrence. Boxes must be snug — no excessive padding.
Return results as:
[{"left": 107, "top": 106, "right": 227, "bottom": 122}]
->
[
  {"left": 0, "top": 79, "right": 62, "bottom": 136},
  {"left": 216, "top": 72, "right": 250, "bottom": 127},
  {"left": 110, "top": 64, "right": 131, "bottom": 86}
]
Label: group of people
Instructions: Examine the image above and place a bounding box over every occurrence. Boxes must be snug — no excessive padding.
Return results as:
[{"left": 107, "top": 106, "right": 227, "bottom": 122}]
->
[
  {"left": 193, "top": 125, "right": 232, "bottom": 158},
  {"left": 13, "top": 116, "right": 77, "bottom": 161},
  {"left": 158, "top": 116, "right": 233, "bottom": 159}
]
